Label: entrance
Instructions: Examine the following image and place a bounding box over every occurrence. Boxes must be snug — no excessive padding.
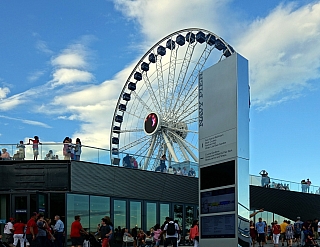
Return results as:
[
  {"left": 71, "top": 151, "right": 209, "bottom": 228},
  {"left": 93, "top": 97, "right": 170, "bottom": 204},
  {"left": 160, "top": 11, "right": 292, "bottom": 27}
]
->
[{"left": 11, "top": 193, "right": 49, "bottom": 222}]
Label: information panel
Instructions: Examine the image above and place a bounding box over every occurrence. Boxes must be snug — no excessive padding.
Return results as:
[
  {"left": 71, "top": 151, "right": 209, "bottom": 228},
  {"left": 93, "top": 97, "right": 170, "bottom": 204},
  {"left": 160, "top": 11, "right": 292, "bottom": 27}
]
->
[
  {"left": 201, "top": 214, "right": 236, "bottom": 238},
  {"left": 200, "top": 160, "right": 235, "bottom": 190},
  {"left": 201, "top": 187, "right": 235, "bottom": 214}
]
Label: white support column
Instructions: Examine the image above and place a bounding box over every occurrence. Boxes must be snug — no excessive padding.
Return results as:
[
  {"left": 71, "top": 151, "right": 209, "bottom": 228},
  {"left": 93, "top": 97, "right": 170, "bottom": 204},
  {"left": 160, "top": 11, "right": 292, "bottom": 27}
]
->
[
  {"left": 143, "top": 135, "right": 157, "bottom": 170},
  {"left": 162, "top": 131, "right": 179, "bottom": 162}
]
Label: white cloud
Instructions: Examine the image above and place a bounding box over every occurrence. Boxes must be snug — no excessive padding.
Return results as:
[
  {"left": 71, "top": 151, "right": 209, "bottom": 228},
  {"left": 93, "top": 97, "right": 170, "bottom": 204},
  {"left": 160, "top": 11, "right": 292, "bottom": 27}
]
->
[
  {"left": 235, "top": 2, "right": 320, "bottom": 107},
  {"left": 36, "top": 40, "right": 53, "bottom": 55},
  {"left": 0, "top": 87, "right": 10, "bottom": 99},
  {"left": 0, "top": 115, "right": 51, "bottom": 128},
  {"left": 52, "top": 53, "right": 87, "bottom": 69},
  {"left": 28, "top": 70, "right": 45, "bottom": 82},
  {"left": 114, "top": 0, "right": 233, "bottom": 47},
  {"left": 51, "top": 68, "right": 94, "bottom": 86}
]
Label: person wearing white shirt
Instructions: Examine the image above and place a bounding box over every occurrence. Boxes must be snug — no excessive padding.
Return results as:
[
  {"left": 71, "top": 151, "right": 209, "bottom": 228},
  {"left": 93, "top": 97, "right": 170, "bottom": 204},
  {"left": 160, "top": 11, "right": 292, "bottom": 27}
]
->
[
  {"left": 163, "top": 218, "right": 180, "bottom": 247},
  {"left": 4, "top": 218, "right": 14, "bottom": 247},
  {"left": 53, "top": 215, "right": 64, "bottom": 247}
]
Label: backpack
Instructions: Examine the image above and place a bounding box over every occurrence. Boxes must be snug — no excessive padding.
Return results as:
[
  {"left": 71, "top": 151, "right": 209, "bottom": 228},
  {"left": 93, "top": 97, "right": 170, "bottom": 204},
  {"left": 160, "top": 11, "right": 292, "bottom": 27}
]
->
[{"left": 167, "top": 222, "right": 176, "bottom": 235}]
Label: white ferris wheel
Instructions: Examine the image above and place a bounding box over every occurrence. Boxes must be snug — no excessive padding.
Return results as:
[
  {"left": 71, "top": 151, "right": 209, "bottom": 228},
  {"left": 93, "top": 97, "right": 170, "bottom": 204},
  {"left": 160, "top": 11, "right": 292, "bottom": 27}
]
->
[{"left": 110, "top": 28, "right": 235, "bottom": 170}]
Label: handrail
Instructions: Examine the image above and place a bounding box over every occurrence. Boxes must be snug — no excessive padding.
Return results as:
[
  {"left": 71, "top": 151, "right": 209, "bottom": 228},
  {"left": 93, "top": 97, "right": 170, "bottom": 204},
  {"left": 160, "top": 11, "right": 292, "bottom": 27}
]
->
[{"left": 0, "top": 143, "right": 319, "bottom": 193}]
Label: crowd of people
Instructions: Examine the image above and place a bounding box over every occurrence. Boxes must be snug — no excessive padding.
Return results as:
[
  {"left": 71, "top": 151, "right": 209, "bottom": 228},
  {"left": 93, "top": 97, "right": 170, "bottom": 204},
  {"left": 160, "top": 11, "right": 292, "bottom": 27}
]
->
[
  {"left": 92, "top": 217, "right": 199, "bottom": 247},
  {"left": 1, "top": 213, "right": 199, "bottom": 247},
  {"left": 155, "top": 155, "right": 196, "bottom": 177},
  {"left": 0, "top": 136, "right": 82, "bottom": 161},
  {"left": 250, "top": 217, "right": 320, "bottom": 247},
  {"left": 1, "top": 213, "right": 64, "bottom": 247},
  {"left": 122, "top": 154, "right": 197, "bottom": 177}
]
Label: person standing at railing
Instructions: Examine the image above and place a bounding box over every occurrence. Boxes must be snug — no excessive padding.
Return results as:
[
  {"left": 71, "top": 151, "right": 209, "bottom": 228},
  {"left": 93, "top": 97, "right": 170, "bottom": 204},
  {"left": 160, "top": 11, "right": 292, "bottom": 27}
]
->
[
  {"left": 17, "top": 141, "right": 26, "bottom": 160},
  {"left": 63, "top": 137, "right": 71, "bottom": 160},
  {"left": 259, "top": 170, "right": 269, "bottom": 187},
  {"left": 28, "top": 136, "right": 42, "bottom": 160},
  {"left": 74, "top": 138, "right": 82, "bottom": 161},
  {"left": 306, "top": 178, "right": 312, "bottom": 193},
  {"left": 160, "top": 154, "right": 167, "bottom": 173}
]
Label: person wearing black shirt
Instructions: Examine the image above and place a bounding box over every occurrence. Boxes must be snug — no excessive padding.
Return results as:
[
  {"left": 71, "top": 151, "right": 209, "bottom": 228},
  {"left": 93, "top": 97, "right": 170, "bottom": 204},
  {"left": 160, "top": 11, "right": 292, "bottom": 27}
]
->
[
  {"left": 160, "top": 155, "right": 167, "bottom": 173},
  {"left": 311, "top": 219, "right": 319, "bottom": 240},
  {"left": 100, "top": 218, "right": 111, "bottom": 247}
]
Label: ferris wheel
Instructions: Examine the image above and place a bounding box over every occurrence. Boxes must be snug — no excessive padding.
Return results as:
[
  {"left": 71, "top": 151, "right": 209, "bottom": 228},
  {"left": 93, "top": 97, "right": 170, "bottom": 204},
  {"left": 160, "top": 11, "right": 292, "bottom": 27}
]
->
[{"left": 110, "top": 28, "right": 235, "bottom": 170}]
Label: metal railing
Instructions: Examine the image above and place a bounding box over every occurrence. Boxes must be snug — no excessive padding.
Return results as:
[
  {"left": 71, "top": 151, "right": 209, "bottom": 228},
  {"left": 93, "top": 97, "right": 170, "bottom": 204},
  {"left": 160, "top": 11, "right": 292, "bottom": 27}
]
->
[
  {"left": 0, "top": 142, "right": 199, "bottom": 176},
  {"left": 1, "top": 142, "right": 318, "bottom": 190},
  {"left": 250, "top": 174, "right": 320, "bottom": 194}
]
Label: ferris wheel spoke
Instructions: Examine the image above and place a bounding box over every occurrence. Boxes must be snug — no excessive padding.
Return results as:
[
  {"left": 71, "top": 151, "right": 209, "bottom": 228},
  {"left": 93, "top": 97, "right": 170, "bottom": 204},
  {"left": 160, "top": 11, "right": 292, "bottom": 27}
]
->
[
  {"left": 167, "top": 41, "right": 197, "bottom": 119},
  {"left": 171, "top": 44, "right": 215, "bottom": 117},
  {"left": 175, "top": 92, "right": 198, "bottom": 121},
  {"left": 131, "top": 91, "right": 153, "bottom": 113},
  {"left": 132, "top": 137, "right": 157, "bottom": 161},
  {"left": 169, "top": 130, "right": 198, "bottom": 151},
  {"left": 165, "top": 42, "right": 179, "bottom": 116},
  {"left": 119, "top": 128, "right": 144, "bottom": 133},
  {"left": 169, "top": 131, "right": 199, "bottom": 162},
  {"left": 182, "top": 117, "right": 198, "bottom": 125},
  {"left": 166, "top": 126, "right": 198, "bottom": 134},
  {"left": 139, "top": 68, "right": 162, "bottom": 113},
  {"left": 119, "top": 135, "right": 151, "bottom": 152},
  {"left": 122, "top": 109, "right": 145, "bottom": 121},
  {"left": 155, "top": 54, "right": 166, "bottom": 115},
  {"left": 175, "top": 137, "right": 191, "bottom": 161}
]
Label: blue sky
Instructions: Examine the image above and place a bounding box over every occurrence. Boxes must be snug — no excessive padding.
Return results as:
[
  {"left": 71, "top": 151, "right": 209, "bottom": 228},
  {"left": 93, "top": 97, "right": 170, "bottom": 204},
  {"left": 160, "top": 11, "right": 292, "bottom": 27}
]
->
[{"left": 0, "top": 0, "right": 319, "bottom": 184}]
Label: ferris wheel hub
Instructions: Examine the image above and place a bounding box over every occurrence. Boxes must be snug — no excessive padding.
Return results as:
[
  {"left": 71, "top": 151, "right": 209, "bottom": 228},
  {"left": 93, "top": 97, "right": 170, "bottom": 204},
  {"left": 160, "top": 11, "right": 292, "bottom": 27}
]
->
[{"left": 144, "top": 112, "right": 161, "bottom": 136}]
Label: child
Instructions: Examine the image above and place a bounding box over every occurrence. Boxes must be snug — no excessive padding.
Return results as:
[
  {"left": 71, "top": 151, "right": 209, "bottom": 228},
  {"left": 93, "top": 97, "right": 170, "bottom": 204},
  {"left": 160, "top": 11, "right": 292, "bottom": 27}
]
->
[
  {"left": 17, "top": 141, "right": 26, "bottom": 160},
  {"left": 28, "top": 136, "right": 41, "bottom": 160}
]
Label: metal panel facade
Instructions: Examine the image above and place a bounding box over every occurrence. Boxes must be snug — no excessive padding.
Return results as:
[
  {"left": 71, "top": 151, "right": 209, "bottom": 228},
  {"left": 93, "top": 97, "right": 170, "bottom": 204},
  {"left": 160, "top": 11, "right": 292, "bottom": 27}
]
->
[
  {"left": 70, "top": 161, "right": 198, "bottom": 204},
  {"left": 0, "top": 160, "right": 70, "bottom": 191}
]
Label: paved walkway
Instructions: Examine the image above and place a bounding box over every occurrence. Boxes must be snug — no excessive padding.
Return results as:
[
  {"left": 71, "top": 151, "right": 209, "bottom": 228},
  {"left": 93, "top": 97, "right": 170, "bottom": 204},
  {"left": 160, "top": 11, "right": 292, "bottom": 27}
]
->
[{"left": 176, "top": 241, "right": 300, "bottom": 246}]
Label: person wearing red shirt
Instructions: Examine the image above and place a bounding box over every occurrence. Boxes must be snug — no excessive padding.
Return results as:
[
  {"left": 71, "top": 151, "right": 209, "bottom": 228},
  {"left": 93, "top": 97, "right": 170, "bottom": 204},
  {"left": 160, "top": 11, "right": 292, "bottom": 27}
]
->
[
  {"left": 26, "top": 212, "right": 38, "bottom": 247},
  {"left": 190, "top": 220, "right": 199, "bottom": 247},
  {"left": 70, "top": 215, "right": 88, "bottom": 247},
  {"left": 272, "top": 220, "right": 281, "bottom": 247},
  {"left": 12, "top": 219, "right": 25, "bottom": 247}
]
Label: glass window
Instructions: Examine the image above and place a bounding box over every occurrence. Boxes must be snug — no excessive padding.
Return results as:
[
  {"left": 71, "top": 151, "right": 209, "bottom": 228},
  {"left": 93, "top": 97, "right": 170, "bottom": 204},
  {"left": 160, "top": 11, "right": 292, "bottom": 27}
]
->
[
  {"left": 146, "top": 202, "right": 157, "bottom": 230},
  {"left": 160, "top": 204, "right": 169, "bottom": 224},
  {"left": 174, "top": 204, "right": 183, "bottom": 227},
  {"left": 185, "top": 206, "right": 194, "bottom": 231},
  {"left": 90, "top": 196, "right": 110, "bottom": 233},
  {"left": 130, "top": 201, "right": 141, "bottom": 230},
  {"left": 67, "top": 194, "right": 89, "bottom": 238},
  {"left": 114, "top": 200, "right": 126, "bottom": 229}
]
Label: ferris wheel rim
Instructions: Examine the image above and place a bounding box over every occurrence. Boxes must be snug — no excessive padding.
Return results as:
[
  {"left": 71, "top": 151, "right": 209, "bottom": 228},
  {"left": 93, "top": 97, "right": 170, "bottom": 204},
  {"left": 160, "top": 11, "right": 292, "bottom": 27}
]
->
[{"left": 110, "top": 28, "right": 236, "bottom": 168}]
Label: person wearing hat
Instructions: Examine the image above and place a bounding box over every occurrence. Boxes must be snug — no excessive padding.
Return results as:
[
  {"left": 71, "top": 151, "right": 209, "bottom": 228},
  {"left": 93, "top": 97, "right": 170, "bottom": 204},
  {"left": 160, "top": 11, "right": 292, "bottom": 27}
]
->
[
  {"left": 26, "top": 212, "right": 39, "bottom": 247},
  {"left": 1, "top": 148, "right": 11, "bottom": 160},
  {"left": 3, "top": 217, "right": 15, "bottom": 247}
]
